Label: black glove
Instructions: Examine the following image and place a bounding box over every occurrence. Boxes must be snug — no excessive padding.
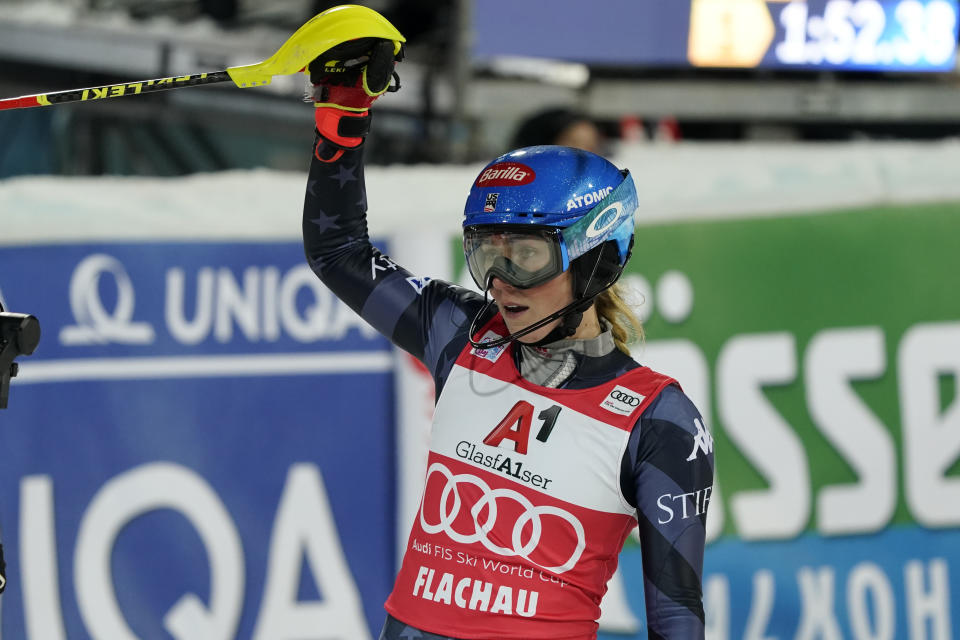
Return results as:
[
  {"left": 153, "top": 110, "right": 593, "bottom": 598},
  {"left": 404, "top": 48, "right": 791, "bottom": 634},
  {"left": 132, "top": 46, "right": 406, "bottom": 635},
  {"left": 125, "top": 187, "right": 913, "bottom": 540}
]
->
[{"left": 308, "top": 37, "right": 403, "bottom": 162}]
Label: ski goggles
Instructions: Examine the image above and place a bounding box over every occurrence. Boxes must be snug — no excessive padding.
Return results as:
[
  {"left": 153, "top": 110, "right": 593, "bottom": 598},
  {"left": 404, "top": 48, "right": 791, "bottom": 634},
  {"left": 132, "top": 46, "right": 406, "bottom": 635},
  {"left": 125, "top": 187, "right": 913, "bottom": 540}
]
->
[
  {"left": 463, "top": 226, "right": 567, "bottom": 289},
  {"left": 463, "top": 173, "right": 638, "bottom": 290}
]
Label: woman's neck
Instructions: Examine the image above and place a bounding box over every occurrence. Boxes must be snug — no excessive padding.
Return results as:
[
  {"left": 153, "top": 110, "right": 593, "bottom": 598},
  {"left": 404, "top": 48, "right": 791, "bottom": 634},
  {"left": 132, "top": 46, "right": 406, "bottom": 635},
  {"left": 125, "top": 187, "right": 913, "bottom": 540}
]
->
[
  {"left": 569, "top": 307, "right": 602, "bottom": 340},
  {"left": 517, "top": 322, "right": 615, "bottom": 388}
]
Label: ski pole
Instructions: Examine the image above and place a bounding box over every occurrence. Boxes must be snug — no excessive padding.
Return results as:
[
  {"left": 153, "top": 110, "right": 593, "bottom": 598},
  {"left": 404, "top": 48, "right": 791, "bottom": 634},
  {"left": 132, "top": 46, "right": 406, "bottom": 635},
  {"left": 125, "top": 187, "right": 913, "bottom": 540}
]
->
[{"left": 0, "top": 4, "right": 404, "bottom": 111}]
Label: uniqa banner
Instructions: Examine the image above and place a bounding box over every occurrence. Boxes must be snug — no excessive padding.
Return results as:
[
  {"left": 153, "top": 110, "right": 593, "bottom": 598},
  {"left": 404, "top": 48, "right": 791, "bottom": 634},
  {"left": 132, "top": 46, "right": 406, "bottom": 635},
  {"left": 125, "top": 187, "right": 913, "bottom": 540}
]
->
[{"left": 0, "top": 242, "right": 395, "bottom": 639}]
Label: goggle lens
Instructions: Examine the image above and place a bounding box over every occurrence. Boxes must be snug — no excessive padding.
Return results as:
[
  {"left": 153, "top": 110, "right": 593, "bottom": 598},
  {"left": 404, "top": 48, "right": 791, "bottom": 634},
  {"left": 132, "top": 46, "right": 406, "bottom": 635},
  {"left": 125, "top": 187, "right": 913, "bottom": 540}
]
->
[{"left": 464, "top": 228, "right": 564, "bottom": 289}]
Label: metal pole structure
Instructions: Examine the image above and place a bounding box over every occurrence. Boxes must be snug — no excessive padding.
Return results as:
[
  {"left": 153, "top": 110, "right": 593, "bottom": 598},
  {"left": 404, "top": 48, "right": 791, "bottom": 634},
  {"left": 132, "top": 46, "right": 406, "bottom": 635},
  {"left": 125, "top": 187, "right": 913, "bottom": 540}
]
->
[{"left": 448, "top": 0, "right": 473, "bottom": 163}]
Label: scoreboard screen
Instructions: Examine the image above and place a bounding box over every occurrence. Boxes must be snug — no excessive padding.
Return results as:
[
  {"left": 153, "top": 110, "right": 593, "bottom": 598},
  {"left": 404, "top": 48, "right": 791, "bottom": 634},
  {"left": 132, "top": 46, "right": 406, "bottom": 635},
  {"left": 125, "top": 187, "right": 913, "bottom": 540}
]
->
[{"left": 472, "top": 0, "right": 959, "bottom": 73}]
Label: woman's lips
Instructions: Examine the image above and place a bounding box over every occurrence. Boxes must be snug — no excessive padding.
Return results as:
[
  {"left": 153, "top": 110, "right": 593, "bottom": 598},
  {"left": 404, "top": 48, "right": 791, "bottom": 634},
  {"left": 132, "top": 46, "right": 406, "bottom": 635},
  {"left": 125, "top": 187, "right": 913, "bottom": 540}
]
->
[{"left": 501, "top": 303, "right": 529, "bottom": 317}]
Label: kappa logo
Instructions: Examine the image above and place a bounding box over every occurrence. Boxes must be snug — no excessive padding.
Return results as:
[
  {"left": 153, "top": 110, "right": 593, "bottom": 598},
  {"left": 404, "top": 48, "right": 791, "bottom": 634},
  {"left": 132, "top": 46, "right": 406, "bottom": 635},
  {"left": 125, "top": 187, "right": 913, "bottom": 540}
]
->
[
  {"left": 600, "top": 385, "right": 645, "bottom": 416},
  {"left": 686, "top": 418, "right": 714, "bottom": 461},
  {"left": 470, "top": 330, "right": 507, "bottom": 363},
  {"left": 406, "top": 276, "right": 432, "bottom": 294},
  {"left": 475, "top": 162, "right": 536, "bottom": 187}
]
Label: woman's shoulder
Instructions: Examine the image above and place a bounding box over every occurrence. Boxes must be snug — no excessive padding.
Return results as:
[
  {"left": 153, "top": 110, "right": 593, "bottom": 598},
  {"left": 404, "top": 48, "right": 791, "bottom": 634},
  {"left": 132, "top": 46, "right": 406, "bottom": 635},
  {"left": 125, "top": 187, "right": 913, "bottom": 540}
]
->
[
  {"left": 418, "top": 279, "right": 490, "bottom": 333},
  {"left": 641, "top": 384, "right": 702, "bottom": 425}
]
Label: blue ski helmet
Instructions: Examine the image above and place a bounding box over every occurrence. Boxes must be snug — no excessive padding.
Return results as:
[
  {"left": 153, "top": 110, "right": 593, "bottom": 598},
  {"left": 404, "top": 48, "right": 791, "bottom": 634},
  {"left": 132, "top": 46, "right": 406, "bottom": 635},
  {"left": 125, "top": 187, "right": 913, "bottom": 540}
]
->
[{"left": 462, "top": 145, "right": 637, "bottom": 291}]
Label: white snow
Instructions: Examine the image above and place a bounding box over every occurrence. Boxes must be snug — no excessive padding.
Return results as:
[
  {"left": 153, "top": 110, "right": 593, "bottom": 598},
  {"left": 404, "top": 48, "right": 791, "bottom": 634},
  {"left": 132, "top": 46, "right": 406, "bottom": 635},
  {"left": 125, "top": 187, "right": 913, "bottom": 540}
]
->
[{"left": 3, "top": 140, "right": 960, "bottom": 245}]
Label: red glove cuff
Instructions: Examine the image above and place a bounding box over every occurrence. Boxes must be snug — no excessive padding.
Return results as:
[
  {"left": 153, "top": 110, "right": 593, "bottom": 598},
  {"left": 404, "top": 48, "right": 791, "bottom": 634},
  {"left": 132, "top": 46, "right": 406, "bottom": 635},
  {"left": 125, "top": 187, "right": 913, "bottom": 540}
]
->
[{"left": 314, "top": 107, "right": 371, "bottom": 163}]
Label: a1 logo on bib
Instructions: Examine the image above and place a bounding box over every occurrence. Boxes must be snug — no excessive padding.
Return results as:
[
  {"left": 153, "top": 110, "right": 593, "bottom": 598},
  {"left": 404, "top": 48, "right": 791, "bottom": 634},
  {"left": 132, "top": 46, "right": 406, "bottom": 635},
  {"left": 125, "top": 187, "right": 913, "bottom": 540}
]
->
[
  {"left": 600, "top": 385, "right": 645, "bottom": 416},
  {"left": 470, "top": 330, "right": 507, "bottom": 363}
]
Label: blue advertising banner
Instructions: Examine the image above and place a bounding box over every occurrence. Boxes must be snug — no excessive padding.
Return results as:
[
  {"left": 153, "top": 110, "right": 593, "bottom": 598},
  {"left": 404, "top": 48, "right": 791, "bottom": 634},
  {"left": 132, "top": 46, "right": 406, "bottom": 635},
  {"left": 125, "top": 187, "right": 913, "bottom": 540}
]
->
[
  {"left": 0, "top": 242, "right": 395, "bottom": 639},
  {"left": 472, "top": 0, "right": 959, "bottom": 72},
  {"left": 614, "top": 527, "right": 959, "bottom": 639}
]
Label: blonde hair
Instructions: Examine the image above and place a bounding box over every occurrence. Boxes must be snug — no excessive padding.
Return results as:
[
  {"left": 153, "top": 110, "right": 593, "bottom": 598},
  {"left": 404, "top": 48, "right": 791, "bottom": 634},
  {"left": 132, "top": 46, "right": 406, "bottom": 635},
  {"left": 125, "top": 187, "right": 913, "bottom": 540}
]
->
[{"left": 595, "top": 284, "right": 644, "bottom": 354}]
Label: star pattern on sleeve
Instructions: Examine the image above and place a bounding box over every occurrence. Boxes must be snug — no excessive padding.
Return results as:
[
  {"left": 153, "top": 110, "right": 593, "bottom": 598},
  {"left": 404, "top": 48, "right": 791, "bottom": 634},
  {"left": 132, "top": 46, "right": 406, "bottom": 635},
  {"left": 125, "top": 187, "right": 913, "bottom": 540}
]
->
[
  {"left": 309, "top": 208, "right": 340, "bottom": 233},
  {"left": 399, "top": 625, "right": 424, "bottom": 639},
  {"left": 330, "top": 163, "right": 357, "bottom": 189}
]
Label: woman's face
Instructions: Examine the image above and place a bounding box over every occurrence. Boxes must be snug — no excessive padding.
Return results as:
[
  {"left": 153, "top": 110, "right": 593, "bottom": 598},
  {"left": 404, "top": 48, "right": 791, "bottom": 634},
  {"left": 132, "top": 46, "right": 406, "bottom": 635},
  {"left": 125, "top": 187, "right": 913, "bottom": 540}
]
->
[{"left": 489, "top": 271, "right": 596, "bottom": 343}]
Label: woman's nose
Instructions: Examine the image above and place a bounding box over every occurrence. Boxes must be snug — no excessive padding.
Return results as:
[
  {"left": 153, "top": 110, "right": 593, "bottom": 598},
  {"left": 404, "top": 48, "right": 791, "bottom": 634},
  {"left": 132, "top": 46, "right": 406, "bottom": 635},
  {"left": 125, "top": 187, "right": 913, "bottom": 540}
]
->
[{"left": 490, "top": 276, "right": 515, "bottom": 293}]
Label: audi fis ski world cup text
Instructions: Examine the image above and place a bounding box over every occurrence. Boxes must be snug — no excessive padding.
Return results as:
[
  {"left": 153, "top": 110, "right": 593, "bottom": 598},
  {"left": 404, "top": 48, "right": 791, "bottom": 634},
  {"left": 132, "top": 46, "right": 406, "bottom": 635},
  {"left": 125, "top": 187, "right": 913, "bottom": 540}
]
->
[{"left": 412, "top": 548, "right": 570, "bottom": 590}]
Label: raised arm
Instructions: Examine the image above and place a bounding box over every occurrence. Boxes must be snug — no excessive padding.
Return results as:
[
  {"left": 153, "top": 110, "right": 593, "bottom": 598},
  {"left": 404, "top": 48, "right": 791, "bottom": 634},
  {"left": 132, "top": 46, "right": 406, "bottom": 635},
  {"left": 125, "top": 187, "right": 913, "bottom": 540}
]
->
[
  {"left": 301, "top": 37, "right": 484, "bottom": 391},
  {"left": 303, "top": 146, "right": 483, "bottom": 384}
]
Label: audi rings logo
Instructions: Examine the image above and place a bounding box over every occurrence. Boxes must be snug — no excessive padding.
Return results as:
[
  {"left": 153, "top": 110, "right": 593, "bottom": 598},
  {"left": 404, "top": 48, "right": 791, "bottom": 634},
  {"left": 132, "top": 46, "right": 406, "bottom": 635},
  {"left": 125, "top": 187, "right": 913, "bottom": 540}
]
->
[
  {"left": 420, "top": 462, "right": 585, "bottom": 574},
  {"left": 600, "top": 385, "right": 646, "bottom": 416},
  {"left": 610, "top": 390, "right": 640, "bottom": 406}
]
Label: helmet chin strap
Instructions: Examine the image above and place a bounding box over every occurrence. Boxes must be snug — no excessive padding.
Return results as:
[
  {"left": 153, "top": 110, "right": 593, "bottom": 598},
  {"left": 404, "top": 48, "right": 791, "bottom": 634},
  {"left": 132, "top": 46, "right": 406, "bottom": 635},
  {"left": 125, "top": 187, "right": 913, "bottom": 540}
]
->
[
  {"left": 529, "top": 307, "right": 585, "bottom": 346},
  {"left": 467, "top": 248, "right": 619, "bottom": 350},
  {"left": 466, "top": 291, "right": 593, "bottom": 350}
]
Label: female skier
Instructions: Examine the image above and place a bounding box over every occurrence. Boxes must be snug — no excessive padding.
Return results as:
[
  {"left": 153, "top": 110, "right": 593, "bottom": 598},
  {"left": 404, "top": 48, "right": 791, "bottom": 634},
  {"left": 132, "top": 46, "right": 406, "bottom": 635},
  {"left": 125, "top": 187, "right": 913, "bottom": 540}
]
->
[{"left": 303, "top": 24, "right": 713, "bottom": 640}]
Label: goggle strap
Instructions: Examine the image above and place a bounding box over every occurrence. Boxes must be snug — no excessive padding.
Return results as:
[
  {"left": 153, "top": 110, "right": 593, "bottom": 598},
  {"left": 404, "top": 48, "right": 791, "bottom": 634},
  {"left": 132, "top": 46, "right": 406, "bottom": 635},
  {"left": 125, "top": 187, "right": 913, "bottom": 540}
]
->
[
  {"left": 560, "top": 170, "right": 636, "bottom": 262},
  {"left": 577, "top": 240, "right": 605, "bottom": 298}
]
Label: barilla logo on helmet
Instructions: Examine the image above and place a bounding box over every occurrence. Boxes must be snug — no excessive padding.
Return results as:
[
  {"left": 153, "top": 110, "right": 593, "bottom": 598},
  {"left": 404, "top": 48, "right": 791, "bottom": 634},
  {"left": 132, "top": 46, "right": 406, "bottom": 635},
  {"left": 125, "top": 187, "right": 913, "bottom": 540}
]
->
[{"left": 475, "top": 162, "right": 536, "bottom": 187}]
